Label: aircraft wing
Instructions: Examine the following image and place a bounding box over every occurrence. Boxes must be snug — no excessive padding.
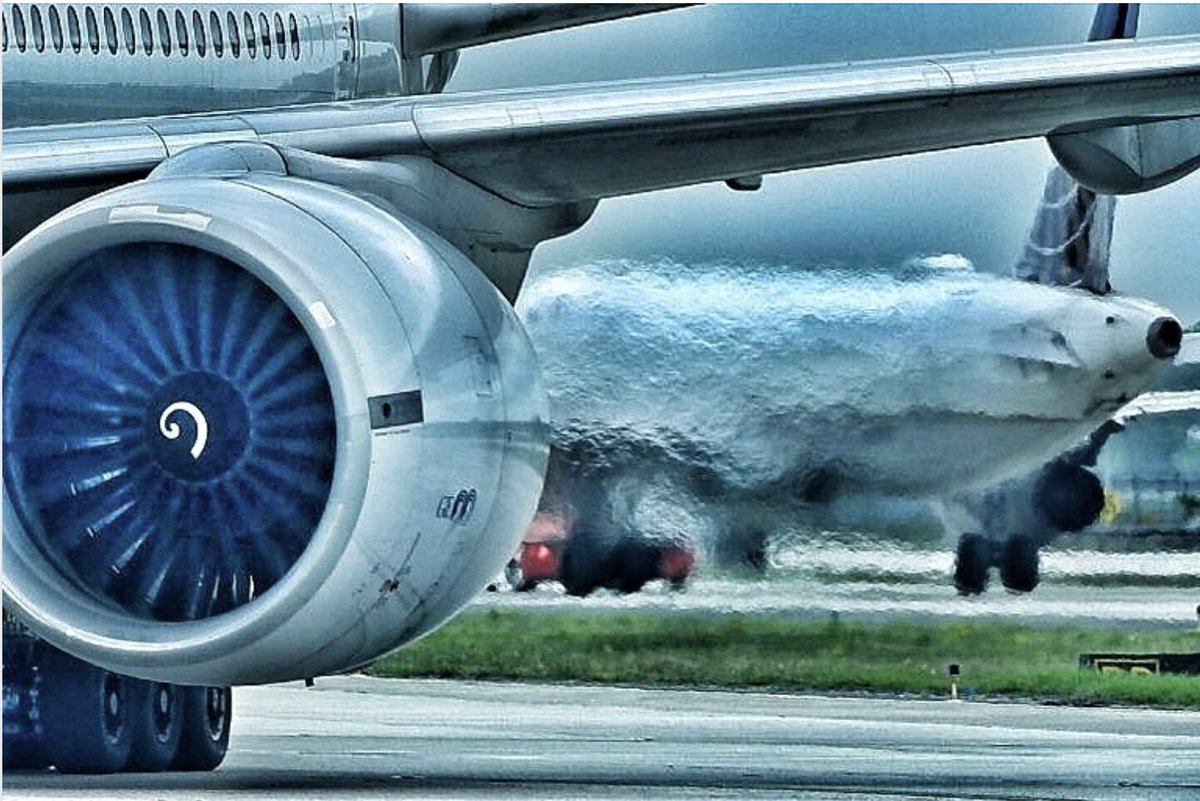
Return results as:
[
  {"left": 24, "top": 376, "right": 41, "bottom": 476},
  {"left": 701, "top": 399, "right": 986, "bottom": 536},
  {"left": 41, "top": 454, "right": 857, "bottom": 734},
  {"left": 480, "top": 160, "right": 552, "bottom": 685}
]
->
[
  {"left": 1180, "top": 334, "right": 1200, "bottom": 365},
  {"left": 1115, "top": 390, "right": 1200, "bottom": 421},
  {"left": 5, "top": 35, "right": 1200, "bottom": 208}
]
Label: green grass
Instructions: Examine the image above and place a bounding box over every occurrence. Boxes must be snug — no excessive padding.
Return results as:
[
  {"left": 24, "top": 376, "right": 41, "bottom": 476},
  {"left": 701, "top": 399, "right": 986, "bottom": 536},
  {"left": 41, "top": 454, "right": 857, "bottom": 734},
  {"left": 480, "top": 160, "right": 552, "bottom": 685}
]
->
[
  {"left": 1054, "top": 574, "right": 1200, "bottom": 589},
  {"left": 369, "top": 610, "right": 1200, "bottom": 708}
]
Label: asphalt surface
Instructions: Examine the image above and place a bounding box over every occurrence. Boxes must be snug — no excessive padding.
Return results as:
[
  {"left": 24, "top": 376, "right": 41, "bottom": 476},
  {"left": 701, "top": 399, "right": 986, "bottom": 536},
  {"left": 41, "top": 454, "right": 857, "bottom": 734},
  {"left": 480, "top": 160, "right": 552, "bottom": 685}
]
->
[
  {"left": 6, "top": 676, "right": 1198, "bottom": 800},
  {"left": 474, "top": 545, "right": 1200, "bottom": 631},
  {"left": 475, "top": 577, "right": 1200, "bottom": 631}
]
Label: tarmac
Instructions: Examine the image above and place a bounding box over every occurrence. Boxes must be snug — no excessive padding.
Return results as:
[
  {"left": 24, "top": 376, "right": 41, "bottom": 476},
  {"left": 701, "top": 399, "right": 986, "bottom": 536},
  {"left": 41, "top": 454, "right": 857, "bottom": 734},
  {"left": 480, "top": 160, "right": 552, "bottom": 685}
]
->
[
  {"left": 474, "top": 567, "right": 1200, "bottom": 631},
  {"left": 5, "top": 676, "right": 1198, "bottom": 801}
]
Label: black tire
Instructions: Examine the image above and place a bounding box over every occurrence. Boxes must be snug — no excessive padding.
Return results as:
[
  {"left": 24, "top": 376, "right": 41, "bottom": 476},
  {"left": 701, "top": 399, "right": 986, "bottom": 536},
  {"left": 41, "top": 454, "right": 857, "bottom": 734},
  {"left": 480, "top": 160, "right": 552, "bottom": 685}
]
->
[
  {"left": 38, "top": 649, "right": 132, "bottom": 774},
  {"left": 3, "top": 736, "right": 49, "bottom": 772},
  {"left": 953, "top": 533, "right": 992, "bottom": 596},
  {"left": 560, "top": 535, "right": 601, "bottom": 597},
  {"left": 559, "top": 550, "right": 597, "bottom": 597},
  {"left": 125, "top": 680, "right": 183, "bottom": 772},
  {"left": 999, "top": 535, "right": 1040, "bottom": 593},
  {"left": 170, "top": 686, "right": 231, "bottom": 772},
  {"left": 611, "top": 540, "right": 657, "bottom": 594}
]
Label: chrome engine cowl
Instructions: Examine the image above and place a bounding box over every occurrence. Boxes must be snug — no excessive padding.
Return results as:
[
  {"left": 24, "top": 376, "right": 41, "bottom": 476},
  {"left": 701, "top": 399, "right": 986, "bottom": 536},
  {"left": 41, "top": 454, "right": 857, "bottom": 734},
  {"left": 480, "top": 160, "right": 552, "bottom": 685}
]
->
[{"left": 3, "top": 173, "right": 548, "bottom": 685}]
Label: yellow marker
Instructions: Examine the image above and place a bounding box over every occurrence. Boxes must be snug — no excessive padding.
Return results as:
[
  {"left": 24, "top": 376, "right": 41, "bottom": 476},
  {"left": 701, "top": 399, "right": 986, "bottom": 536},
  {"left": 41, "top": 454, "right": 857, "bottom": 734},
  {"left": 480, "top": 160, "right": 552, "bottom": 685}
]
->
[{"left": 1099, "top": 490, "right": 1124, "bottom": 525}]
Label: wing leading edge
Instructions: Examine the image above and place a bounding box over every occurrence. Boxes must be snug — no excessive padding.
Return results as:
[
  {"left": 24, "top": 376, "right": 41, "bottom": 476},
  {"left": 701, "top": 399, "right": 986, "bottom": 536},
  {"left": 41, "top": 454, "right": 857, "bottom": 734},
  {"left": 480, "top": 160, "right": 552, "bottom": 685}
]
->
[{"left": 5, "top": 35, "right": 1200, "bottom": 207}]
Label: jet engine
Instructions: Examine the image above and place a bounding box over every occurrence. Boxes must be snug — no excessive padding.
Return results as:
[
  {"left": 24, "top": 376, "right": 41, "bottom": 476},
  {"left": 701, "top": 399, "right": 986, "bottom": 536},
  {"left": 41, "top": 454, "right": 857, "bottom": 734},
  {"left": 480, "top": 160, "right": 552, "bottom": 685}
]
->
[
  {"left": 1032, "top": 461, "right": 1106, "bottom": 533},
  {"left": 3, "top": 171, "right": 549, "bottom": 686}
]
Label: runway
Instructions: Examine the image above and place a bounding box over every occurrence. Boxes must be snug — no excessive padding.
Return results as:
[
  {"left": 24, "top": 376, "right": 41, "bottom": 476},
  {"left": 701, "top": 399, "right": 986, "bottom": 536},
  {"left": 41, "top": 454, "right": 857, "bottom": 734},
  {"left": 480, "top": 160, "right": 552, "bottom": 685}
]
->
[
  {"left": 6, "top": 676, "right": 1198, "bottom": 800},
  {"left": 476, "top": 545, "right": 1200, "bottom": 630}
]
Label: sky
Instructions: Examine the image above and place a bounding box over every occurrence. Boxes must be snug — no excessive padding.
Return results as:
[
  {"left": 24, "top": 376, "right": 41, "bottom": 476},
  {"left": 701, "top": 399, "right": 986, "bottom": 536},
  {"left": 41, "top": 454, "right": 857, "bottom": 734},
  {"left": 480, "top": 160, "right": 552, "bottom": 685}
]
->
[{"left": 449, "top": 4, "right": 1200, "bottom": 325}]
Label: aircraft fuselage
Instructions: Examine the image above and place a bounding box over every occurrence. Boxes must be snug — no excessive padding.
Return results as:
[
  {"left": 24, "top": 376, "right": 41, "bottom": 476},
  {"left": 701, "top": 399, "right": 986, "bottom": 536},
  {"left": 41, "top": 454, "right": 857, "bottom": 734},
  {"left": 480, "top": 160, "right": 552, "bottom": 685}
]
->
[
  {"left": 521, "top": 266, "right": 1176, "bottom": 498},
  {"left": 2, "top": 4, "right": 408, "bottom": 126}
]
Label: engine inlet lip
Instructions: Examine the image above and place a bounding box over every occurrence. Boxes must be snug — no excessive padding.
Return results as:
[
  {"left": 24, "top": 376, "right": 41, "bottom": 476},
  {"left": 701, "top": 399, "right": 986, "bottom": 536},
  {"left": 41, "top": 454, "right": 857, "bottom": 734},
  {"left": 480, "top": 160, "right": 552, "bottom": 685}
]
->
[
  {"left": 1, "top": 183, "right": 370, "bottom": 674},
  {"left": 1147, "top": 316, "right": 1183, "bottom": 360}
]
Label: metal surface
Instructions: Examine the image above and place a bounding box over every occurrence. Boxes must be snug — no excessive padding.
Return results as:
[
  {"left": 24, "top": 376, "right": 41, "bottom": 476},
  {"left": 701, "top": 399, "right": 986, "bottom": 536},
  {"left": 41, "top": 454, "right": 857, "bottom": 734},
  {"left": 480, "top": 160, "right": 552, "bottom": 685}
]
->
[
  {"left": 399, "top": 4, "right": 682, "bottom": 57},
  {"left": 0, "top": 4, "right": 683, "bottom": 124},
  {"left": 2, "top": 169, "right": 548, "bottom": 685},
  {"left": 3, "top": 243, "right": 336, "bottom": 622},
  {"left": 2, "top": 4, "right": 365, "bottom": 121},
  {"left": 4, "top": 35, "right": 1200, "bottom": 207},
  {"left": 1050, "top": 117, "right": 1200, "bottom": 194}
]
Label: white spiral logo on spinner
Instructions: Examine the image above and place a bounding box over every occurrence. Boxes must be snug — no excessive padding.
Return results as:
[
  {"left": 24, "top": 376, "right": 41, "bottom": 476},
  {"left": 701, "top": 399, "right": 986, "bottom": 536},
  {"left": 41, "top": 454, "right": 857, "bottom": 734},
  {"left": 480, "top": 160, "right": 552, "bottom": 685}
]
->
[{"left": 159, "top": 401, "right": 209, "bottom": 460}]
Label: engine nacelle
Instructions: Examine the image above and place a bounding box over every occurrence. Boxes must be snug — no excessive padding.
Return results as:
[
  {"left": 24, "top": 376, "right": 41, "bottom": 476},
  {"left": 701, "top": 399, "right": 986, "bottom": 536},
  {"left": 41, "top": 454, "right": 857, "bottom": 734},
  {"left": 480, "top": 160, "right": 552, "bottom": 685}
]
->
[
  {"left": 1050, "top": 118, "right": 1200, "bottom": 195},
  {"left": 1033, "top": 461, "right": 1105, "bottom": 533},
  {"left": 3, "top": 173, "right": 548, "bottom": 685}
]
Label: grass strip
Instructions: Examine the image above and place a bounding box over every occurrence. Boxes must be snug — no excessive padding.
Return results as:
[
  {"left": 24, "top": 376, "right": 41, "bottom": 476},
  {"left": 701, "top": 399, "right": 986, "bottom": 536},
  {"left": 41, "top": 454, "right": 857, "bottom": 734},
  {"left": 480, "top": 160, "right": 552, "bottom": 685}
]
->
[{"left": 370, "top": 610, "right": 1200, "bottom": 708}]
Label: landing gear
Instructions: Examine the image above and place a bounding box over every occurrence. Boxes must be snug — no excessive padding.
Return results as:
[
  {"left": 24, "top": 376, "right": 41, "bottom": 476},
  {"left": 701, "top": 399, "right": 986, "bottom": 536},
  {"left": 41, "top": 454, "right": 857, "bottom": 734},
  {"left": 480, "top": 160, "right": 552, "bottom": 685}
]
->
[
  {"left": 560, "top": 534, "right": 601, "bottom": 597},
  {"left": 999, "top": 535, "right": 1040, "bottom": 593},
  {"left": 170, "top": 686, "right": 232, "bottom": 772},
  {"left": 3, "top": 634, "right": 49, "bottom": 772},
  {"left": 609, "top": 539, "right": 659, "bottom": 595},
  {"left": 39, "top": 648, "right": 133, "bottom": 774},
  {"left": 954, "top": 533, "right": 1041, "bottom": 594},
  {"left": 954, "top": 533, "right": 992, "bottom": 595},
  {"left": 1, "top": 623, "right": 232, "bottom": 774},
  {"left": 126, "top": 680, "right": 183, "bottom": 772}
]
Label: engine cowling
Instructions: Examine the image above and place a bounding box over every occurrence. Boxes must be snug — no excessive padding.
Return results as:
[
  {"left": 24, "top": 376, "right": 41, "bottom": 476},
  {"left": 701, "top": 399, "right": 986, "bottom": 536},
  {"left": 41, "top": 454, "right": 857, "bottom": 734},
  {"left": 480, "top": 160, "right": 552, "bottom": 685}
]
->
[
  {"left": 2, "top": 172, "right": 548, "bottom": 685},
  {"left": 1033, "top": 461, "right": 1105, "bottom": 533}
]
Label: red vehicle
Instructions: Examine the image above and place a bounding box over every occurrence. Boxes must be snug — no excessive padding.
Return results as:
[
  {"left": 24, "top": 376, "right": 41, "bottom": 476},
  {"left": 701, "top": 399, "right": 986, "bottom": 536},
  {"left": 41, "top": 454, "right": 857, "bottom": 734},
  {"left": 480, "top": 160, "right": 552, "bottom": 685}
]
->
[
  {"left": 506, "top": 511, "right": 695, "bottom": 595},
  {"left": 506, "top": 512, "right": 570, "bottom": 590}
]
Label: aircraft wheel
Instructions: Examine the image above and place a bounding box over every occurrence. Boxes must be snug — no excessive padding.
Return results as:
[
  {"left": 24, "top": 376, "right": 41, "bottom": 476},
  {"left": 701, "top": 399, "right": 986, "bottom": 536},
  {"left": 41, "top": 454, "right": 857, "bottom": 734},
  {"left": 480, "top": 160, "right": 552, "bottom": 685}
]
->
[
  {"left": 39, "top": 649, "right": 132, "bottom": 774},
  {"left": 612, "top": 540, "right": 656, "bottom": 594},
  {"left": 953, "top": 533, "right": 991, "bottom": 595},
  {"left": 2, "top": 736, "right": 49, "bottom": 772},
  {"left": 125, "top": 680, "right": 183, "bottom": 772},
  {"left": 999, "top": 535, "right": 1040, "bottom": 593},
  {"left": 170, "top": 686, "right": 231, "bottom": 772},
  {"left": 559, "top": 537, "right": 600, "bottom": 597}
]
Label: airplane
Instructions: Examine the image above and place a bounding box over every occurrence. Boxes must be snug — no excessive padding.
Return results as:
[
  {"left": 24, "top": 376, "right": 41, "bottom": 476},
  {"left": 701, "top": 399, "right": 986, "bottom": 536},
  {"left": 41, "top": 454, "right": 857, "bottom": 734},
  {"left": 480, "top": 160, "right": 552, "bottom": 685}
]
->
[
  {"left": 515, "top": 219, "right": 1200, "bottom": 594},
  {"left": 3, "top": 0, "right": 1200, "bottom": 776},
  {"left": 510, "top": 5, "right": 1200, "bottom": 597},
  {"left": 955, "top": 352, "right": 1200, "bottom": 593}
]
